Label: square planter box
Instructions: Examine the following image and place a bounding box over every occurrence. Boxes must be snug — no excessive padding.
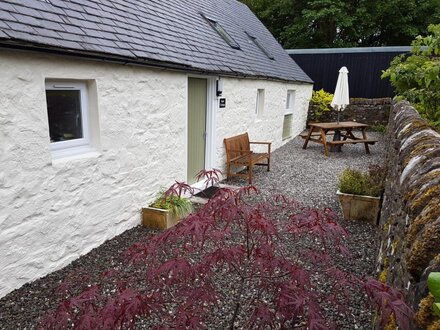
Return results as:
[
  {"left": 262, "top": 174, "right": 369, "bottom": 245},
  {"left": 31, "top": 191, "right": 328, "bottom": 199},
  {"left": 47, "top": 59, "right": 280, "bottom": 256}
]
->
[
  {"left": 141, "top": 207, "right": 184, "bottom": 230},
  {"left": 337, "top": 190, "right": 381, "bottom": 225}
]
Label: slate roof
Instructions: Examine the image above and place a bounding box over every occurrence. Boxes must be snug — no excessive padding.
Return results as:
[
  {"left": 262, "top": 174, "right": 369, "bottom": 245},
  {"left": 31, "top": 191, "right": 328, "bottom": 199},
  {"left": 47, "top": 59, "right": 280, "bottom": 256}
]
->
[{"left": 0, "top": 0, "right": 312, "bottom": 83}]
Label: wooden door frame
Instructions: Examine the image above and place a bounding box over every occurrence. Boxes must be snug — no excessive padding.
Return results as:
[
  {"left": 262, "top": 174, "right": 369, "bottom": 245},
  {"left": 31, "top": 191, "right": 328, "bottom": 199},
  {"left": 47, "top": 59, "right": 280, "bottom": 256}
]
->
[{"left": 186, "top": 74, "right": 217, "bottom": 189}]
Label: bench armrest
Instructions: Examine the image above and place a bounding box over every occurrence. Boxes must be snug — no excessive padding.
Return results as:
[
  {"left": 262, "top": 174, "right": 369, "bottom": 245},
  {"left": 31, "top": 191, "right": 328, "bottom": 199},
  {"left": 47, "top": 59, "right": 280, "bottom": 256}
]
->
[
  {"left": 249, "top": 141, "right": 271, "bottom": 154},
  {"left": 249, "top": 141, "right": 271, "bottom": 145}
]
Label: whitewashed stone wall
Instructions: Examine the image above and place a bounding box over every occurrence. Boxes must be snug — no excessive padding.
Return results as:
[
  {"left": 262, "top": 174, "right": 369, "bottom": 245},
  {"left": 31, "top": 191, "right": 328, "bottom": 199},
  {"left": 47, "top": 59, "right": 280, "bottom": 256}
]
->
[
  {"left": 0, "top": 50, "right": 312, "bottom": 297},
  {"left": 0, "top": 50, "right": 188, "bottom": 297},
  {"left": 215, "top": 78, "right": 312, "bottom": 169}
]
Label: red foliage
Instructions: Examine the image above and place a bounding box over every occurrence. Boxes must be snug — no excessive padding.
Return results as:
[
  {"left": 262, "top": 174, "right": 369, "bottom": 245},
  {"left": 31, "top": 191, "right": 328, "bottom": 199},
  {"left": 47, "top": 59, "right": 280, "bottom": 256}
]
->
[
  {"left": 40, "top": 171, "right": 413, "bottom": 329},
  {"left": 162, "top": 181, "right": 194, "bottom": 199},
  {"left": 195, "top": 168, "right": 222, "bottom": 189},
  {"left": 364, "top": 279, "right": 414, "bottom": 330}
]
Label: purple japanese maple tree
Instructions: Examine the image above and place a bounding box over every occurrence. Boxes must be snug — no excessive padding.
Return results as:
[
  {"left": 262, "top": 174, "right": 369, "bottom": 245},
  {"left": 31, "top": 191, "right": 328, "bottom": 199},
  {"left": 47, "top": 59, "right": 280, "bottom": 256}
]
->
[{"left": 40, "top": 170, "right": 412, "bottom": 329}]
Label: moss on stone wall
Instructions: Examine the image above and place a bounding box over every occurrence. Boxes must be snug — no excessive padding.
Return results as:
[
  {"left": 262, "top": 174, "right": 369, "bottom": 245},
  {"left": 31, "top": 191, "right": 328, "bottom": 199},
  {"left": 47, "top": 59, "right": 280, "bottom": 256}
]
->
[
  {"left": 397, "top": 119, "right": 430, "bottom": 141},
  {"left": 391, "top": 239, "right": 399, "bottom": 255},
  {"left": 384, "top": 313, "right": 397, "bottom": 330},
  {"left": 379, "top": 258, "right": 390, "bottom": 283},
  {"left": 402, "top": 139, "right": 440, "bottom": 167},
  {"left": 407, "top": 220, "right": 440, "bottom": 279},
  {"left": 376, "top": 101, "right": 440, "bottom": 329},
  {"left": 410, "top": 186, "right": 440, "bottom": 216},
  {"left": 428, "top": 320, "right": 440, "bottom": 330},
  {"left": 405, "top": 170, "right": 440, "bottom": 202},
  {"left": 407, "top": 203, "right": 440, "bottom": 245},
  {"left": 383, "top": 217, "right": 392, "bottom": 234},
  {"left": 379, "top": 268, "right": 389, "bottom": 283},
  {"left": 415, "top": 293, "right": 438, "bottom": 329}
]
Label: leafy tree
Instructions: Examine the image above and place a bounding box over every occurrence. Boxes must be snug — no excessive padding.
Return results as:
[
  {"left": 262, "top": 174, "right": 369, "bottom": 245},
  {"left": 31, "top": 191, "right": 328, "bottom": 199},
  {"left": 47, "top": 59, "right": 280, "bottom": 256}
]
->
[
  {"left": 382, "top": 24, "right": 440, "bottom": 130},
  {"left": 241, "top": 0, "right": 440, "bottom": 48}
]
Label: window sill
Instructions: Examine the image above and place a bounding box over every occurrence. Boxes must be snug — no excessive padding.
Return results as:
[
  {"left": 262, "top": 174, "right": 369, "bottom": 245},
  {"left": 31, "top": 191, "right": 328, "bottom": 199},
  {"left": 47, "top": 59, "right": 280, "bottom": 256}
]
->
[{"left": 51, "top": 146, "right": 101, "bottom": 165}]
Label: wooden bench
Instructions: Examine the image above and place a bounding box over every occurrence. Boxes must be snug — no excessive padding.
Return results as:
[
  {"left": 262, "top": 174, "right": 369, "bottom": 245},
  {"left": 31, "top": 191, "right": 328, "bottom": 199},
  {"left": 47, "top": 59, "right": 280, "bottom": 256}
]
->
[{"left": 224, "top": 133, "right": 271, "bottom": 184}]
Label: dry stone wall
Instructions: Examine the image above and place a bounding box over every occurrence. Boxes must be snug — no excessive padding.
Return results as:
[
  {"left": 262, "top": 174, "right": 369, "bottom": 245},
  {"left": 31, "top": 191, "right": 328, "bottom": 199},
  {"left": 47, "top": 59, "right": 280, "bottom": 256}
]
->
[
  {"left": 308, "top": 97, "right": 392, "bottom": 126},
  {"left": 377, "top": 101, "right": 440, "bottom": 328}
]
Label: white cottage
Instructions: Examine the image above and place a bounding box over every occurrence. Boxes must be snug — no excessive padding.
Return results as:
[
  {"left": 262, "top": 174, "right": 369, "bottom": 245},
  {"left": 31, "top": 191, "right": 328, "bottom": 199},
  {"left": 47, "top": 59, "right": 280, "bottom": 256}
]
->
[{"left": 0, "top": 0, "right": 313, "bottom": 297}]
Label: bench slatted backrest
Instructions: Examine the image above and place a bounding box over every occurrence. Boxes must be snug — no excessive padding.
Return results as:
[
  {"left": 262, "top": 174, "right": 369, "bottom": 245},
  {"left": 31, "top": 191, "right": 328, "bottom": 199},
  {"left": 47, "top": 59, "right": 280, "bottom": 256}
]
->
[{"left": 224, "top": 133, "right": 250, "bottom": 162}]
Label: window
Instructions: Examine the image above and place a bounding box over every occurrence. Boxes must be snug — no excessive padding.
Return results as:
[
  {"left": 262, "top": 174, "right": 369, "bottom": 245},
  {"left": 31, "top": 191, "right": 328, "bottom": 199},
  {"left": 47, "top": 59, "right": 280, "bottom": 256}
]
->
[
  {"left": 201, "top": 13, "right": 240, "bottom": 50},
  {"left": 45, "top": 81, "right": 90, "bottom": 154},
  {"left": 282, "top": 114, "right": 293, "bottom": 140},
  {"left": 245, "top": 32, "right": 274, "bottom": 60},
  {"left": 286, "top": 90, "right": 296, "bottom": 112},
  {"left": 283, "top": 90, "right": 296, "bottom": 139},
  {"left": 256, "top": 89, "right": 265, "bottom": 116}
]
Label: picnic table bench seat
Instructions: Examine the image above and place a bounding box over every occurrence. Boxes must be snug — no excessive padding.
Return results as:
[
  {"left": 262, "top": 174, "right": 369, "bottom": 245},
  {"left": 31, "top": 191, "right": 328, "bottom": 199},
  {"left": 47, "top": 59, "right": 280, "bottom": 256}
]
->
[
  {"left": 224, "top": 133, "right": 271, "bottom": 184},
  {"left": 299, "top": 129, "right": 334, "bottom": 139},
  {"left": 327, "top": 139, "right": 378, "bottom": 145}
]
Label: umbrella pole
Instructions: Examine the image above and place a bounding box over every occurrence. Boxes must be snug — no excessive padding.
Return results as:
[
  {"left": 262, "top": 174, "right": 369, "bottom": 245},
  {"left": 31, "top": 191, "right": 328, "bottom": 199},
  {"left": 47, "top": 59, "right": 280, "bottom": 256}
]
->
[{"left": 337, "top": 110, "right": 340, "bottom": 124}]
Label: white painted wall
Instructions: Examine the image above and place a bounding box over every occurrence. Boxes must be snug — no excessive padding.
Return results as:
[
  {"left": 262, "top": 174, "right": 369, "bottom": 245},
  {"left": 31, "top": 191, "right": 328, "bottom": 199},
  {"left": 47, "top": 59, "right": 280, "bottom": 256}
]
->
[
  {"left": 0, "top": 50, "right": 312, "bottom": 297},
  {"left": 215, "top": 78, "right": 313, "bottom": 169}
]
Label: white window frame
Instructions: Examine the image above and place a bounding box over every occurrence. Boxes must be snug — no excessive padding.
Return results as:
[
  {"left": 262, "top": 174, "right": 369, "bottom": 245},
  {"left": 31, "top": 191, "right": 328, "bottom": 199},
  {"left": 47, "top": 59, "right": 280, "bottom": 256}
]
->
[
  {"left": 286, "top": 90, "right": 296, "bottom": 114},
  {"left": 256, "top": 88, "right": 265, "bottom": 116},
  {"left": 283, "top": 90, "right": 296, "bottom": 140},
  {"left": 282, "top": 114, "right": 293, "bottom": 140},
  {"left": 45, "top": 81, "right": 90, "bottom": 152}
]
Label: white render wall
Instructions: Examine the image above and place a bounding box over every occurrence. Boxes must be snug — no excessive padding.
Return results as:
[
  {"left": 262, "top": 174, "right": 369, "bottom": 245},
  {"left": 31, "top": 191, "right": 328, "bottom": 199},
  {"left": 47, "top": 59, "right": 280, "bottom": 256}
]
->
[
  {"left": 215, "top": 78, "right": 312, "bottom": 170},
  {"left": 0, "top": 50, "right": 312, "bottom": 297}
]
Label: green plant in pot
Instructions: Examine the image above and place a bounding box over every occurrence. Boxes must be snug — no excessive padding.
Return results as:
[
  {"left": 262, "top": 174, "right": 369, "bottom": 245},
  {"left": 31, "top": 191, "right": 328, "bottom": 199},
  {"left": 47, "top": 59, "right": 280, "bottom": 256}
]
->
[
  {"left": 150, "top": 191, "right": 193, "bottom": 218},
  {"left": 337, "top": 165, "right": 385, "bottom": 225},
  {"left": 142, "top": 182, "right": 194, "bottom": 230}
]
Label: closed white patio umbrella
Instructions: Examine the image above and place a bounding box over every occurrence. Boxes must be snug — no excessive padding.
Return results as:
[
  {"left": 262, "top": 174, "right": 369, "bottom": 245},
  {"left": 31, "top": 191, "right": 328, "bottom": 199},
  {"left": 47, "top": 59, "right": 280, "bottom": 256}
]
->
[{"left": 331, "top": 66, "right": 349, "bottom": 124}]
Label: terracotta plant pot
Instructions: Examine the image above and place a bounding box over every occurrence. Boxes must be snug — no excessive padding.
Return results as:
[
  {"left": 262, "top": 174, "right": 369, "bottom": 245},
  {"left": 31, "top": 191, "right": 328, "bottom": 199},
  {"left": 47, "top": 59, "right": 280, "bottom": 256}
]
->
[
  {"left": 336, "top": 190, "right": 381, "bottom": 225},
  {"left": 141, "top": 207, "right": 188, "bottom": 230}
]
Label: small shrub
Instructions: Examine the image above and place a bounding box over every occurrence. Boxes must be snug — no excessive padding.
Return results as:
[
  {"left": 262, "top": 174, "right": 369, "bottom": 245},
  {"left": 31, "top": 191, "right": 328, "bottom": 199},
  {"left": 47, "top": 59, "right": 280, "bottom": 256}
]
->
[
  {"left": 310, "top": 89, "right": 334, "bottom": 120},
  {"left": 151, "top": 181, "right": 194, "bottom": 217},
  {"left": 338, "top": 165, "right": 385, "bottom": 197},
  {"left": 338, "top": 168, "right": 366, "bottom": 195},
  {"left": 151, "top": 194, "right": 193, "bottom": 217},
  {"left": 365, "top": 164, "right": 386, "bottom": 197},
  {"left": 372, "top": 123, "right": 387, "bottom": 133}
]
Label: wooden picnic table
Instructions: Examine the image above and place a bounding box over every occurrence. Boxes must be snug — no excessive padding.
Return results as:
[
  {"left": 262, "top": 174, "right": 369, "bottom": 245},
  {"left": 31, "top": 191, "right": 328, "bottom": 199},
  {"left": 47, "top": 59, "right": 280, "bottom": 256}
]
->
[{"left": 301, "top": 121, "right": 378, "bottom": 156}]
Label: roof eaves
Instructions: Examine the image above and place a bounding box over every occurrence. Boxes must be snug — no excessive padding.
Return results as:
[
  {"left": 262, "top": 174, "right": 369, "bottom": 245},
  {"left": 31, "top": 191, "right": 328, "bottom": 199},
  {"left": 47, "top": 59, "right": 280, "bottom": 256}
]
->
[
  {"left": 0, "top": 39, "right": 311, "bottom": 83},
  {"left": 286, "top": 46, "right": 413, "bottom": 54}
]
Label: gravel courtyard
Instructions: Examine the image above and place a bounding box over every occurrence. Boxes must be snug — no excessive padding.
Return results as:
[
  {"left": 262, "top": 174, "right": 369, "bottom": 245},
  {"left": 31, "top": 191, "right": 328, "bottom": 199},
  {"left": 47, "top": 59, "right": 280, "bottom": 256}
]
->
[{"left": 0, "top": 133, "right": 385, "bottom": 329}]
